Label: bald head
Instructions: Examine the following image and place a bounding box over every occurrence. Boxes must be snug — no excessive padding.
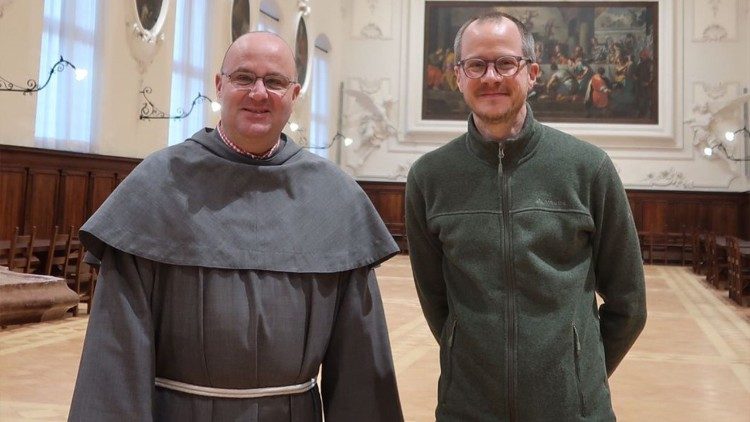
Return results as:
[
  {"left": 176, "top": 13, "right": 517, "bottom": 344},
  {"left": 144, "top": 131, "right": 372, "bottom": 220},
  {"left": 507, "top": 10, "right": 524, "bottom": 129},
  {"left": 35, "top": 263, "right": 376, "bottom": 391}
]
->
[{"left": 220, "top": 31, "right": 297, "bottom": 79}]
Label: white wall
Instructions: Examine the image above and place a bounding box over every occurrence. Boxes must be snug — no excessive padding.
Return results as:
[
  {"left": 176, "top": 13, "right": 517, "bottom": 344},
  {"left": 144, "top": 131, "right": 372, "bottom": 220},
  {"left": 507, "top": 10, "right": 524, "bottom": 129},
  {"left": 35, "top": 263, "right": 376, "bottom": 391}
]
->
[
  {"left": 0, "top": 0, "right": 344, "bottom": 159},
  {"left": 1, "top": 0, "right": 748, "bottom": 192},
  {"left": 338, "top": 0, "right": 750, "bottom": 192}
]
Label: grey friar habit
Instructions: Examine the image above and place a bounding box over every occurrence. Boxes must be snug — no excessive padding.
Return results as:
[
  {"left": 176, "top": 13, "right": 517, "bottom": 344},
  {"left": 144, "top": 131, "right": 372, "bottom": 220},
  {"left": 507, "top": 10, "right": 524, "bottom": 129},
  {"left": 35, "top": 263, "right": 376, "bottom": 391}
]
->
[{"left": 68, "top": 128, "right": 403, "bottom": 422}]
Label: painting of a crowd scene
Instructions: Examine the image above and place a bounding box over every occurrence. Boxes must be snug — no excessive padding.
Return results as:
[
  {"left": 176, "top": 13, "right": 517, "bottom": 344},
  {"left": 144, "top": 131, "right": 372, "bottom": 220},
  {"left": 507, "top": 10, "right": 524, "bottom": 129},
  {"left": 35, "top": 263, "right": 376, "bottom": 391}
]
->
[{"left": 423, "top": 2, "right": 658, "bottom": 124}]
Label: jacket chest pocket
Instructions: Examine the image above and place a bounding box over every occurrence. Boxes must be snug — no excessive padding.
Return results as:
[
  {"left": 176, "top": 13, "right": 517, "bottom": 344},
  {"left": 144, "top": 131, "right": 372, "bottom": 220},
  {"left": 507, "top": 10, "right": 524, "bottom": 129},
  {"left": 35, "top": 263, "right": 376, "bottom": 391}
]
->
[{"left": 512, "top": 209, "right": 594, "bottom": 272}]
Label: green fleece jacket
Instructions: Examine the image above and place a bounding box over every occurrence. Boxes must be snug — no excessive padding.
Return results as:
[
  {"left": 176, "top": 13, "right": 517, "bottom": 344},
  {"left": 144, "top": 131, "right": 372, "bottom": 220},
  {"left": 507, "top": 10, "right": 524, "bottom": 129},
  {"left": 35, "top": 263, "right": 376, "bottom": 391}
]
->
[{"left": 405, "top": 107, "right": 647, "bottom": 422}]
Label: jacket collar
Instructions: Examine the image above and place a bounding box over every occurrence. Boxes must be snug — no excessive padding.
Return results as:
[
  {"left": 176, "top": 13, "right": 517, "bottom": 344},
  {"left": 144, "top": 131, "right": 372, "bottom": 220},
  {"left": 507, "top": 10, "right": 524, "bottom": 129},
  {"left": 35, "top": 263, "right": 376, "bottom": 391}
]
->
[{"left": 465, "top": 103, "right": 542, "bottom": 166}]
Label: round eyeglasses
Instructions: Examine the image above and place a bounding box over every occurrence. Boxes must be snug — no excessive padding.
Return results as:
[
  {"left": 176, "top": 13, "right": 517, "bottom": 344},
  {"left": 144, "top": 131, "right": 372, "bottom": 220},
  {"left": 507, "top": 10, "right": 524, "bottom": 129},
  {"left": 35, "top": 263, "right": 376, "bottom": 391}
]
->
[
  {"left": 456, "top": 56, "right": 532, "bottom": 79},
  {"left": 221, "top": 71, "right": 297, "bottom": 95}
]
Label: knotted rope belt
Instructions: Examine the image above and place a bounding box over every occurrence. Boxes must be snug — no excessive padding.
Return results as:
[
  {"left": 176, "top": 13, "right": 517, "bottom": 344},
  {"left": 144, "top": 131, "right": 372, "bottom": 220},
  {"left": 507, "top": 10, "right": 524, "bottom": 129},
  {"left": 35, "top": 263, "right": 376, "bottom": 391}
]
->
[{"left": 155, "top": 377, "right": 317, "bottom": 399}]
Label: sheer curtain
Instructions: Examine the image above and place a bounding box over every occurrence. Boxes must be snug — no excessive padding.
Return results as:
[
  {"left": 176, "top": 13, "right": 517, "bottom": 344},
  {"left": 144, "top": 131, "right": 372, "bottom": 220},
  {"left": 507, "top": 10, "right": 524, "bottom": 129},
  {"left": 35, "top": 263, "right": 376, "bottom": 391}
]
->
[
  {"left": 309, "top": 40, "right": 331, "bottom": 159},
  {"left": 168, "top": 0, "right": 209, "bottom": 146},
  {"left": 34, "top": 0, "right": 98, "bottom": 152}
]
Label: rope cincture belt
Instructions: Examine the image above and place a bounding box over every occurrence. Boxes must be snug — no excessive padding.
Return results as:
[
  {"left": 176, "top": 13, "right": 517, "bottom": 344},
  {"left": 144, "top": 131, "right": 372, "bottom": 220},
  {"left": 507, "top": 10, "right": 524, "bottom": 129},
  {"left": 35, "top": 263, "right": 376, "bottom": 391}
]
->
[{"left": 155, "top": 377, "right": 317, "bottom": 399}]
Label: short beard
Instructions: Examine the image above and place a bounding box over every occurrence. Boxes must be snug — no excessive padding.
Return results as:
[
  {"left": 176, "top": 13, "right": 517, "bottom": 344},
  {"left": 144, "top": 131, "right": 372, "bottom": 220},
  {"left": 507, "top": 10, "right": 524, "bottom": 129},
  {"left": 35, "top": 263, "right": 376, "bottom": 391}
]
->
[{"left": 473, "top": 89, "right": 526, "bottom": 125}]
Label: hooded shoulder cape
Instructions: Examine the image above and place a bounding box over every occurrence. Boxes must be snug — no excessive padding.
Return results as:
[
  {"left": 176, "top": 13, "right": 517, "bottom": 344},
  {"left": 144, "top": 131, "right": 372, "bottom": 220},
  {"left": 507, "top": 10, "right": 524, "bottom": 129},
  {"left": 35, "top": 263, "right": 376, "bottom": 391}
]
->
[{"left": 80, "top": 128, "right": 399, "bottom": 273}]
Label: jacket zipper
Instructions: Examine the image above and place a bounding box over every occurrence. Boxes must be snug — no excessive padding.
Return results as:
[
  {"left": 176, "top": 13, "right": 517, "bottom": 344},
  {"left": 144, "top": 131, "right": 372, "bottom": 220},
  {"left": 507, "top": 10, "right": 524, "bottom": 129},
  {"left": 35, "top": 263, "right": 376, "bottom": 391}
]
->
[{"left": 499, "top": 145, "right": 517, "bottom": 422}]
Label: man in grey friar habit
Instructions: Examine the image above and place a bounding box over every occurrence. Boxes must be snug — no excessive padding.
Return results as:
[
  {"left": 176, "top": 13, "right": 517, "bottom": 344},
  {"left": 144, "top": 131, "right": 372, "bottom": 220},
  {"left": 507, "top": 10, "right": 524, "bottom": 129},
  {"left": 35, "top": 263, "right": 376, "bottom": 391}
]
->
[{"left": 69, "top": 31, "right": 404, "bottom": 422}]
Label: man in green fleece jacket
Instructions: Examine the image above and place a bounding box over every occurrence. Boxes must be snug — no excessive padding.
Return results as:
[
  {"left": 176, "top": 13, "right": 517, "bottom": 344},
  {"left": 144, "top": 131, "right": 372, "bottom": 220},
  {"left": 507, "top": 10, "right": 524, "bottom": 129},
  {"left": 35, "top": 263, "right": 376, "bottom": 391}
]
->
[{"left": 406, "top": 12, "right": 647, "bottom": 422}]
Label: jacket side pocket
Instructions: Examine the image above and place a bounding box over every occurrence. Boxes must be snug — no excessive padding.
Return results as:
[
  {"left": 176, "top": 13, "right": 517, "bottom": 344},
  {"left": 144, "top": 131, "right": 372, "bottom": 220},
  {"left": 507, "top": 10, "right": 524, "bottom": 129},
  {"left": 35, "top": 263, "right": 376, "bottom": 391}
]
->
[
  {"left": 439, "top": 316, "right": 458, "bottom": 405},
  {"left": 573, "top": 324, "right": 588, "bottom": 416}
]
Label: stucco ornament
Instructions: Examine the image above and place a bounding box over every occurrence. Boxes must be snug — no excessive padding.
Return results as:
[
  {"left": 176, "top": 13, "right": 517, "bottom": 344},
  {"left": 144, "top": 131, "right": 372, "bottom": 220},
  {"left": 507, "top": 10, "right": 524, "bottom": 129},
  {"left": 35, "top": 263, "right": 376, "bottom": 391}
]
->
[
  {"left": 0, "top": 0, "right": 14, "bottom": 18},
  {"left": 126, "top": 0, "right": 170, "bottom": 74},
  {"left": 298, "top": 0, "right": 311, "bottom": 16},
  {"left": 643, "top": 168, "right": 695, "bottom": 188},
  {"left": 686, "top": 93, "right": 750, "bottom": 162},
  {"left": 343, "top": 87, "right": 398, "bottom": 170}
]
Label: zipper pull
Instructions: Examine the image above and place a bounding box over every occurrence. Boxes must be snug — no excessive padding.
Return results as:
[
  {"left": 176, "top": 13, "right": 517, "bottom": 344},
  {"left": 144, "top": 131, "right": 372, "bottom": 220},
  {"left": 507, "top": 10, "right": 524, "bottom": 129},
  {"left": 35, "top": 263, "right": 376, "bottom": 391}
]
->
[{"left": 498, "top": 145, "right": 505, "bottom": 176}]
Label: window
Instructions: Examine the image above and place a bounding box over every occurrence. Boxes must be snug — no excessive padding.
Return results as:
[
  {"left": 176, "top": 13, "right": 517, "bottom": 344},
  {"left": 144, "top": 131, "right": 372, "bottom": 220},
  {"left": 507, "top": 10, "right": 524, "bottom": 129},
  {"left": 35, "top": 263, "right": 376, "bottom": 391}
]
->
[
  {"left": 309, "top": 35, "right": 331, "bottom": 159},
  {"left": 258, "top": 0, "right": 281, "bottom": 33},
  {"left": 34, "top": 0, "right": 98, "bottom": 152},
  {"left": 168, "top": 0, "right": 210, "bottom": 146}
]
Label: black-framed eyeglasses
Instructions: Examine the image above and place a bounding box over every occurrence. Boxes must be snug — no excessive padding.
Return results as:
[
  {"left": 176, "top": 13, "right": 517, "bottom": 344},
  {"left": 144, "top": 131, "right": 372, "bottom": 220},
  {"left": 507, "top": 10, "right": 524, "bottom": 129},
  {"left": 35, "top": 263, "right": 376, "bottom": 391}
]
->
[
  {"left": 456, "top": 56, "right": 532, "bottom": 79},
  {"left": 221, "top": 71, "right": 297, "bottom": 95}
]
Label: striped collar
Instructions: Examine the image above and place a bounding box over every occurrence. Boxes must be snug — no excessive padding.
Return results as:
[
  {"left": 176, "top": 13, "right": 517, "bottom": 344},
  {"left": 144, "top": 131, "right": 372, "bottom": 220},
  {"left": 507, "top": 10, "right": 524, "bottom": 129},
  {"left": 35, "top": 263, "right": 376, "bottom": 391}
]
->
[{"left": 216, "top": 122, "right": 281, "bottom": 160}]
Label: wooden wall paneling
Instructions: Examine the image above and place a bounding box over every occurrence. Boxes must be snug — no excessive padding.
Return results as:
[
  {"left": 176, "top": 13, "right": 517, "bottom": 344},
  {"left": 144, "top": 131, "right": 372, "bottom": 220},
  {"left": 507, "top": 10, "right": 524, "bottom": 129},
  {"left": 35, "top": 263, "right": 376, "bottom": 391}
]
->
[
  {"left": 24, "top": 169, "right": 60, "bottom": 237},
  {"left": 116, "top": 172, "right": 129, "bottom": 186},
  {"left": 88, "top": 172, "right": 117, "bottom": 217},
  {"left": 742, "top": 193, "right": 750, "bottom": 239},
  {"left": 641, "top": 201, "right": 668, "bottom": 232},
  {"left": 710, "top": 202, "right": 739, "bottom": 235},
  {"left": 0, "top": 167, "right": 27, "bottom": 239},
  {"left": 58, "top": 170, "right": 89, "bottom": 233}
]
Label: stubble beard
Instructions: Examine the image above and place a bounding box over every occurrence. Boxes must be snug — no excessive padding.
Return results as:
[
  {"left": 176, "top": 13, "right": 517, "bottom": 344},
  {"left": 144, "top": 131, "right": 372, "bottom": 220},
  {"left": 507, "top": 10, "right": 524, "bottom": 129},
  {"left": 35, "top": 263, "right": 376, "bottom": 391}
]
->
[{"left": 473, "top": 88, "right": 526, "bottom": 125}]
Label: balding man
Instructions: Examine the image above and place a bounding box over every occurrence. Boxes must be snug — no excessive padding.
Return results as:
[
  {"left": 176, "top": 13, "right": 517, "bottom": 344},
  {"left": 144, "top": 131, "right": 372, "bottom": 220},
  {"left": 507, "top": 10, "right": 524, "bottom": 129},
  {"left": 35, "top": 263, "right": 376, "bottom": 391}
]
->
[
  {"left": 406, "top": 13, "right": 646, "bottom": 421},
  {"left": 69, "top": 32, "right": 403, "bottom": 422}
]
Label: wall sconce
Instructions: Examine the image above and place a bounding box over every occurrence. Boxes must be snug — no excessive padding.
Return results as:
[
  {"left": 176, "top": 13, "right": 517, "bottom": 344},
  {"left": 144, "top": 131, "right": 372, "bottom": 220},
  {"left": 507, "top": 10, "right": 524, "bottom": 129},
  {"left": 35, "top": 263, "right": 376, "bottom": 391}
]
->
[
  {"left": 703, "top": 127, "right": 750, "bottom": 161},
  {"left": 139, "top": 86, "right": 221, "bottom": 120},
  {"left": 287, "top": 121, "right": 353, "bottom": 150},
  {"left": 0, "top": 55, "right": 87, "bottom": 94},
  {"left": 690, "top": 90, "right": 750, "bottom": 163}
]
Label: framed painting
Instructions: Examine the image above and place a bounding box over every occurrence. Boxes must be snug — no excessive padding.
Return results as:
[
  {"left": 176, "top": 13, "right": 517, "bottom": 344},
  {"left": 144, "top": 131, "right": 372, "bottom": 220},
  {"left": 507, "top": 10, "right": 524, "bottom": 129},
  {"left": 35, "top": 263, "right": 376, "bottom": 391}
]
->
[
  {"left": 295, "top": 16, "right": 310, "bottom": 89},
  {"left": 231, "top": 0, "right": 250, "bottom": 41},
  {"left": 422, "top": 1, "right": 658, "bottom": 125},
  {"left": 136, "top": 0, "right": 164, "bottom": 32}
]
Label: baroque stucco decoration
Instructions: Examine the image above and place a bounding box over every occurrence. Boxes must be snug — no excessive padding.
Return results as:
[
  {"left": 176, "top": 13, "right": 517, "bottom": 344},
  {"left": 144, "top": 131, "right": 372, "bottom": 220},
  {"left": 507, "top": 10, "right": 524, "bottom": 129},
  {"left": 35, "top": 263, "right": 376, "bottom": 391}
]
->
[
  {"left": 642, "top": 168, "right": 695, "bottom": 188},
  {"left": 126, "top": 0, "right": 169, "bottom": 74},
  {"left": 686, "top": 82, "right": 749, "bottom": 167},
  {"left": 342, "top": 78, "right": 398, "bottom": 173},
  {"left": 0, "top": 0, "right": 14, "bottom": 18},
  {"left": 350, "top": 0, "right": 392, "bottom": 39},
  {"left": 693, "top": 0, "right": 737, "bottom": 42},
  {"left": 298, "top": 0, "right": 310, "bottom": 16}
]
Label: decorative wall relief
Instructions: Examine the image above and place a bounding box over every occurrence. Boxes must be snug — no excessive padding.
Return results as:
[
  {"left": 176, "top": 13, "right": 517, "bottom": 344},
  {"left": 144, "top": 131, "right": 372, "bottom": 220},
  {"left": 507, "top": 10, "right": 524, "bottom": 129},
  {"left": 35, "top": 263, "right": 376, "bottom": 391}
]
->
[
  {"left": 0, "top": 0, "right": 14, "bottom": 18},
  {"left": 127, "top": 0, "right": 169, "bottom": 74},
  {"left": 298, "top": 0, "right": 311, "bottom": 16},
  {"left": 350, "top": 0, "right": 392, "bottom": 39},
  {"left": 642, "top": 168, "right": 695, "bottom": 188},
  {"left": 693, "top": 0, "right": 737, "bottom": 42},
  {"left": 342, "top": 78, "right": 398, "bottom": 172},
  {"left": 388, "top": 160, "right": 413, "bottom": 181},
  {"left": 687, "top": 82, "right": 747, "bottom": 162}
]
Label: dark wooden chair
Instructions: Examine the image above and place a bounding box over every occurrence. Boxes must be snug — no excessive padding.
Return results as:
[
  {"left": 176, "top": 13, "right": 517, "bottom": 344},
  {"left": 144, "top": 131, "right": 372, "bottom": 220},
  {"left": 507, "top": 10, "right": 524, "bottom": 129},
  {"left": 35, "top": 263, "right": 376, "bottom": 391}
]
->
[
  {"left": 44, "top": 226, "right": 74, "bottom": 276},
  {"left": 706, "top": 233, "right": 728, "bottom": 289},
  {"left": 691, "top": 230, "right": 704, "bottom": 273},
  {"left": 727, "top": 237, "right": 750, "bottom": 306},
  {"left": 66, "top": 242, "right": 97, "bottom": 315},
  {"left": 7, "top": 226, "right": 39, "bottom": 273},
  {"left": 638, "top": 231, "right": 651, "bottom": 264}
]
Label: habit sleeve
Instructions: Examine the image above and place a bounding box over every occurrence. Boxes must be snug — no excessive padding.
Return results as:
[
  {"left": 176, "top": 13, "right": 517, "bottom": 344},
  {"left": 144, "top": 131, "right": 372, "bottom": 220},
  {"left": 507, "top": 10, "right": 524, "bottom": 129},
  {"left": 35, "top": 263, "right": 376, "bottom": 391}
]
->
[
  {"left": 321, "top": 267, "right": 403, "bottom": 422},
  {"left": 405, "top": 168, "right": 448, "bottom": 342},
  {"left": 591, "top": 157, "right": 647, "bottom": 376},
  {"left": 68, "top": 247, "right": 156, "bottom": 421}
]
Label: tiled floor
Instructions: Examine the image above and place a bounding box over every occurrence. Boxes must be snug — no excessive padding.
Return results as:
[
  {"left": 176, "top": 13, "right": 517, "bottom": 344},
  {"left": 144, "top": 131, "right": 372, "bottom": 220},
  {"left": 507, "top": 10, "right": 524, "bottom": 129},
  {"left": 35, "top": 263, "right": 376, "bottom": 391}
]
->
[{"left": 1, "top": 257, "right": 749, "bottom": 421}]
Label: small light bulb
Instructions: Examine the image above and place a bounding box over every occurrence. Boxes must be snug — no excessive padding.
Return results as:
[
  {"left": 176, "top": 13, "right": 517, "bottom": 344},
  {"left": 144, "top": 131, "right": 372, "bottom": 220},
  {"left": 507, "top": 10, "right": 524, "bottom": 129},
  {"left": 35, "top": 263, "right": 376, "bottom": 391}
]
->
[
  {"left": 725, "top": 131, "right": 735, "bottom": 142},
  {"left": 210, "top": 101, "right": 221, "bottom": 112},
  {"left": 703, "top": 147, "right": 713, "bottom": 157},
  {"left": 289, "top": 122, "right": 299, "bottom": 131},
  {"left": 343, "top": 137, "right": 354, "bottom": 146},
  {"left": 74, "top": 68, "right": 88, "bottom": 81}
]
